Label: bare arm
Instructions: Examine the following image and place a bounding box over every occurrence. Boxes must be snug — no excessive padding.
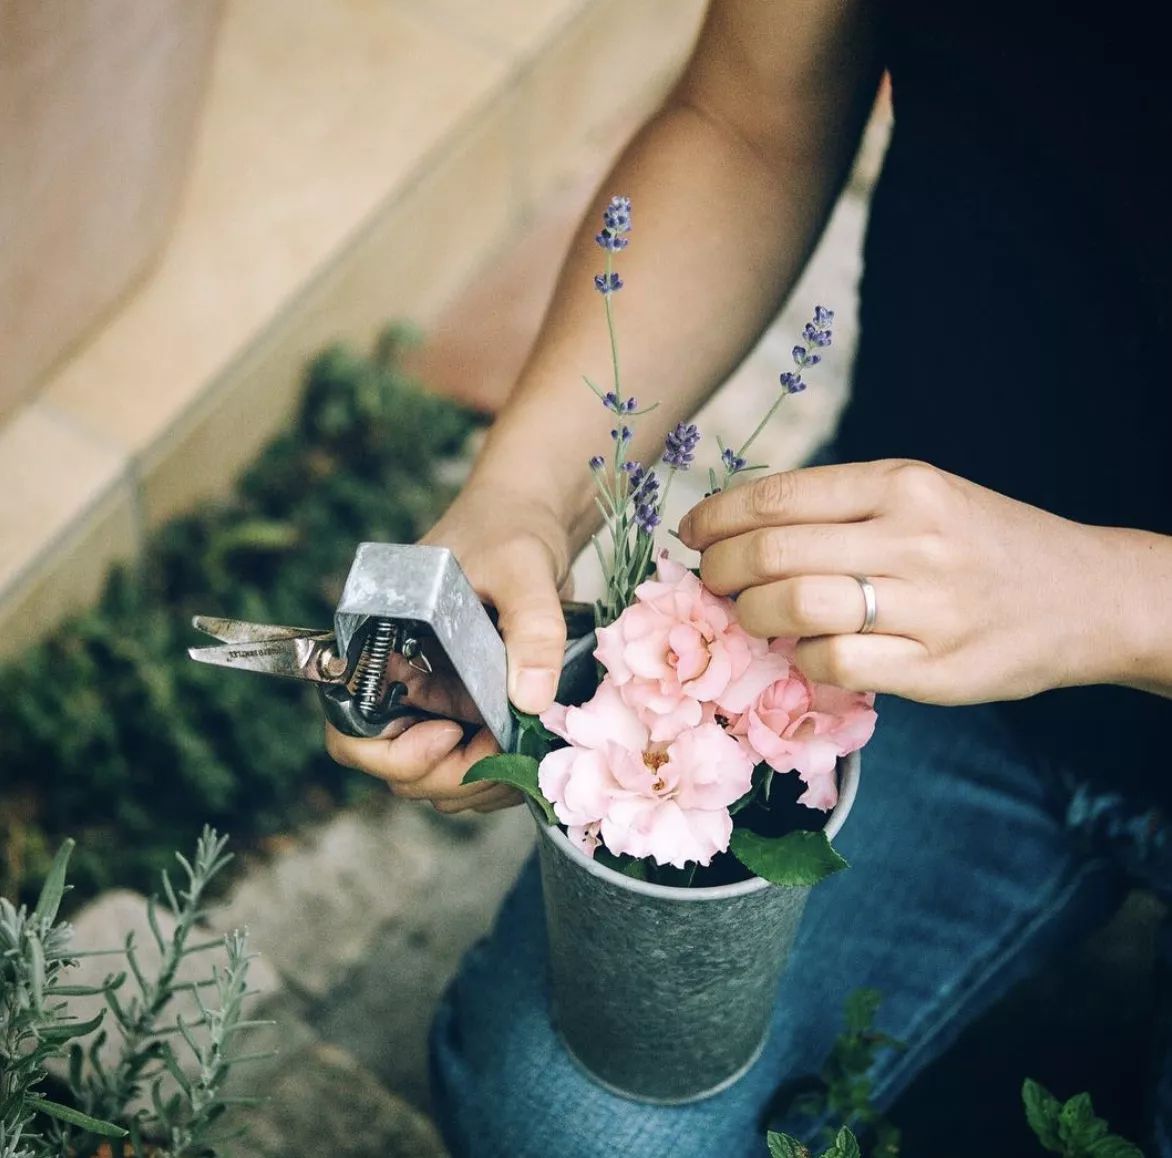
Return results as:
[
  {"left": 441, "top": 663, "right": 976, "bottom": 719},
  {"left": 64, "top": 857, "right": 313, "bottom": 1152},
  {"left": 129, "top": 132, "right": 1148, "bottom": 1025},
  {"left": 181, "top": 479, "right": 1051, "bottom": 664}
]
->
[
  {"left": 327, "top": 0, "right": 885, "bottom": 808},
  {"left": 469, "top": 0, "right": 882, "bottom": 553}
]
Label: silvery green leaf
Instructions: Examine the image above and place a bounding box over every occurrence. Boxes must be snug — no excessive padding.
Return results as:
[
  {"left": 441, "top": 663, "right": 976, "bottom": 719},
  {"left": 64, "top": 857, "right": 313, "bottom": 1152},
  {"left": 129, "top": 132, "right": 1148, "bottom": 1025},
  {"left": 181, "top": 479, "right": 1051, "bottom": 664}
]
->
[
  {"left": 26, "top": 1097, "right": 126, "bottom": 1138},
  {"left": 32, "top": 839, "right": 74, "bottom": 927}
]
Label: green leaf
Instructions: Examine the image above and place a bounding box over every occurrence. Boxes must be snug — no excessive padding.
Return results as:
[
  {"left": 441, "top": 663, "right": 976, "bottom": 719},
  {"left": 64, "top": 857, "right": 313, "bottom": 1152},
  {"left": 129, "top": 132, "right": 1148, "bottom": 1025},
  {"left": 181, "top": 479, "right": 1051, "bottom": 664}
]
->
[
  {"left": 27, "top": 1096, "right": 127, "bottom": 1137},
  {"left": 844, "top": 988, "right": 882, "bottom": 1035},
  {"left": 1087, "top": 1137, "right": 1145, "bottom": 1158},
  {"left": 729, "top": 829, "right": 849, "bottom": 887},
  {"left": 32, "top": 838, "right": 75, "bottom": 926},
  {"left": 1059, "top": 1091, "right": 1108, "bottom": 1148},
  {"left": 1022, "top": 1079, "right": 1063, "bottom": 1152},
  {"left": 463, "top": 753, "right": 557, "bottom": 823},
  {"left": 766, "top": 1132, "right": 810, "bottom": 1158},
  {"left": 824, "top": 1127, "right": 862, "bottom": 1158},
  {"left": 36, "top": 1009, "right": 107, "bottom": 1043},
  {"left": 594, "top": 847, "right": 649, "bottom": 880}
]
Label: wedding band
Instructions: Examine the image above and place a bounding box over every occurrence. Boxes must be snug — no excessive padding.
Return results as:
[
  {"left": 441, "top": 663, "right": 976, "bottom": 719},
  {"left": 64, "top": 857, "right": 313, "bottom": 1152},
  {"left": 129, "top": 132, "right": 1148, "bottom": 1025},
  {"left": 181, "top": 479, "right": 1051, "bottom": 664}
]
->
[{"left": 852, "top": 575, "right": 878, "bottom": 634}]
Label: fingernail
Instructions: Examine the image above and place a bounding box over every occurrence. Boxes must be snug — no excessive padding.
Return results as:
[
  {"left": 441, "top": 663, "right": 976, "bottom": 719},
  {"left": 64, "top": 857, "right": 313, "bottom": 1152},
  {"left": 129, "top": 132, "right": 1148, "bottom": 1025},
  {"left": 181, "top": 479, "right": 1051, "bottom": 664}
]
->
[
  {"left": 678, "top": 513, "right": 693, "bottom": 544},
  {"left": 511, "top": 667, "right": 558, "bottom": 712},
  {"left": 427, "top": 724, "right": 464, "bottom": 757}
]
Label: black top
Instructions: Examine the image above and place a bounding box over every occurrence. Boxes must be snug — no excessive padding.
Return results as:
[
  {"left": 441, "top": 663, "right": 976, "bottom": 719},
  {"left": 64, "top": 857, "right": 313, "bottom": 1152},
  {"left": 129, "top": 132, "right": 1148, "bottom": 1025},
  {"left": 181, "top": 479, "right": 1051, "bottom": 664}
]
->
[{"left": 836, "top": 1, "right": 1171, "bottom": 797}]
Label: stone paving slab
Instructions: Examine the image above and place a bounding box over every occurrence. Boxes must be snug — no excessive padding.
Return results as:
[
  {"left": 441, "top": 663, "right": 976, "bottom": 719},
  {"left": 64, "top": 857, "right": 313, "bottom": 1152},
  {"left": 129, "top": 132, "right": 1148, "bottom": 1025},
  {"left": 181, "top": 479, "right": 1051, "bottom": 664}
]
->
[{"left": 214, "top": 795, "right": 533, "bottom": 1003}]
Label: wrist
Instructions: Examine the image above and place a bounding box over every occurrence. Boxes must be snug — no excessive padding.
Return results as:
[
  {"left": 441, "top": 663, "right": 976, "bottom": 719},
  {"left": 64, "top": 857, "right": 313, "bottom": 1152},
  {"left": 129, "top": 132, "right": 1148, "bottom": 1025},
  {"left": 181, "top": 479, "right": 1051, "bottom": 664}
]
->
[{"left": 1074, "top": 525, "right": 1172, "bottom": 691}]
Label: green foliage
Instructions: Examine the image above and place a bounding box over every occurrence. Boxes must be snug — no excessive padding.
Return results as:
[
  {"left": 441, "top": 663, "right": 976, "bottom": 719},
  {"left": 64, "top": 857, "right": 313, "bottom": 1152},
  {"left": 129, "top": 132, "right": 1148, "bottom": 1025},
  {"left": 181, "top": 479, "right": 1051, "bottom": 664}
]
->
[
  {"left": 784, "top": 988, "right": 904, "bottom": 1157},
  {"left": 0, "top": 329, "right": 480, "bottom": 906},
  {"left": 1, "top": 829, "right": 269, "bottom": 1158},
  {"left": 767, "top": 1126, "right": 862, "bottom": 1158},
  {"left": 463, "top": 754, "right": 556, "bottom": 824},
  {"left": 729, "top": 829, "right": 849, "bottom": 888},
  {"left": 1021, "top": 1079, "right": 1143, "bottom": 1157}
]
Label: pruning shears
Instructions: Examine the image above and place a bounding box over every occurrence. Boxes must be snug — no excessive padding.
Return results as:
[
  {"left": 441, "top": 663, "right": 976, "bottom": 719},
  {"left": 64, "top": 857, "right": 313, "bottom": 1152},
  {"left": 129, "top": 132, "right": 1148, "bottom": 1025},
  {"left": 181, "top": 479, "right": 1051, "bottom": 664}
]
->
[{"left": 188, "top": 543, "right": 595, "bottom": 747}]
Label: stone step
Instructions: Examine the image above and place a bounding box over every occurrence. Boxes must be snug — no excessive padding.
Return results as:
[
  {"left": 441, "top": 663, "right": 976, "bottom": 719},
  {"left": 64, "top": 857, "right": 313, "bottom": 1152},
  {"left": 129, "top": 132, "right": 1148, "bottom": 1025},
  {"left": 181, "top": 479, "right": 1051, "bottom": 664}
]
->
[{"left": 0, "top": 0, "right": 707, "bottom": 659}]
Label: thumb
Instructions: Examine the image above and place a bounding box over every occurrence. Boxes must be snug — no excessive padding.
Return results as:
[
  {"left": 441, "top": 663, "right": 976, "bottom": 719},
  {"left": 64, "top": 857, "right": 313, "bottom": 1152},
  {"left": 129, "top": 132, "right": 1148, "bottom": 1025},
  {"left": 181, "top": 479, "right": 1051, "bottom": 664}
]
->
[{"left": 487, "top": 541, "right": 568, "bottom": 715}]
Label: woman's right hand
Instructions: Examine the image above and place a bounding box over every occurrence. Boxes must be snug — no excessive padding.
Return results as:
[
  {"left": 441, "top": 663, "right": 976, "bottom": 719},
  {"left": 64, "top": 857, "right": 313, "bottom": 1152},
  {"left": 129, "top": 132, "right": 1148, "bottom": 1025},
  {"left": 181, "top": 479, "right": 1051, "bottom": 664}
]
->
[{"left": 324, "top": 486, "right": 575, "bottom": 814}]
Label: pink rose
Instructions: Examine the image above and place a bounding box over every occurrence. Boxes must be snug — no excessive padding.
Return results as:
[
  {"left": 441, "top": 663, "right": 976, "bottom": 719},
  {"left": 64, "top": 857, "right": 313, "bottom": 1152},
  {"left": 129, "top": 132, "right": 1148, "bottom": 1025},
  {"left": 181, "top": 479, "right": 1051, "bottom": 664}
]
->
[
  {"left": 594, "top": 554, "right": 769, "bottom": 741},
  {"left": 728, "top": 640, "right": 876, "bottom": 811},
  {"left": 538, "top": 679, "right": 755, "bottom": 869}
]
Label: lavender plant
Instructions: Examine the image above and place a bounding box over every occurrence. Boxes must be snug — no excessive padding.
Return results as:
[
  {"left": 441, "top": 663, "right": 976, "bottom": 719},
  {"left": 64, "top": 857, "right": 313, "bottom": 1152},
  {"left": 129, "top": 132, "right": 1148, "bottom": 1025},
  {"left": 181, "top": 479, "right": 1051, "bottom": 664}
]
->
[
  {"left": 584, "top": 195, "right": 833, "bottom": 625},
  {"left": 0, "top": 829, "right": 270, "bottom": 1158}
]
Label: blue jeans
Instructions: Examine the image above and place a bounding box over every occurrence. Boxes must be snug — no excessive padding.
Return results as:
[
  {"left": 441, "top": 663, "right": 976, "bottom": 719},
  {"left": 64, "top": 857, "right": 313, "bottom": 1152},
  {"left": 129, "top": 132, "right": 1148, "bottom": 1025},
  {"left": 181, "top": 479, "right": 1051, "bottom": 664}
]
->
[{"left": 430, "top": 695, "right": 1171, "bottom": 1155}]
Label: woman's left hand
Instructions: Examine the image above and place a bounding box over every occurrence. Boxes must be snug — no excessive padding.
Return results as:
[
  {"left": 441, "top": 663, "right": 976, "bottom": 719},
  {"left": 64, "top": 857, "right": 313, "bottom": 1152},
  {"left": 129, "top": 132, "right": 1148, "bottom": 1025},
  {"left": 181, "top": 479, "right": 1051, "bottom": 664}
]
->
[{"left": 677, "top": 458, "right": 1126, "bottom": 705}]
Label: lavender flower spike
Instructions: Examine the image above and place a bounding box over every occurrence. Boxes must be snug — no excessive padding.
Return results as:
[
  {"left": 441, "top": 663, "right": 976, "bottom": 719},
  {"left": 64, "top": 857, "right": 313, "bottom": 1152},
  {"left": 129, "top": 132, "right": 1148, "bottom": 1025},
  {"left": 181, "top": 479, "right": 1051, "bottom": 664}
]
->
[
  {"left": 779, "top": 371, "right": 806, "bottom": 395},
  {"left": 603, "top": 195, "right": 632, "bottom": 235},
  {"left": 594, "top": 272, "right": 623, "bottom": 295},
  {"left": 663, "top": 422, "right": 701, "bottom": 470}
]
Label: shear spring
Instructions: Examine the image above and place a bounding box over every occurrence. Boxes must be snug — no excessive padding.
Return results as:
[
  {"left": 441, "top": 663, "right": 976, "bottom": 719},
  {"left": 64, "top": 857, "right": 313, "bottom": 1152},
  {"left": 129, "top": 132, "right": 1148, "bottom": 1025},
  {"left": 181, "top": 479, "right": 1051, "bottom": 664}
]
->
[{"left": 354, "top": 617, "right": 396, "bottom": 718}]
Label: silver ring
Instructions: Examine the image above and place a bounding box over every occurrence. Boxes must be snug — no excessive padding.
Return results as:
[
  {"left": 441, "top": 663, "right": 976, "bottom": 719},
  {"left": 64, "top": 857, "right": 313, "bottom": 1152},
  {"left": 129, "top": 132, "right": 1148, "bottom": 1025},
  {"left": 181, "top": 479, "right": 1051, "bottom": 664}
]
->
[{"left": 852, "top": 575, "right": 878, "bottom": 634}]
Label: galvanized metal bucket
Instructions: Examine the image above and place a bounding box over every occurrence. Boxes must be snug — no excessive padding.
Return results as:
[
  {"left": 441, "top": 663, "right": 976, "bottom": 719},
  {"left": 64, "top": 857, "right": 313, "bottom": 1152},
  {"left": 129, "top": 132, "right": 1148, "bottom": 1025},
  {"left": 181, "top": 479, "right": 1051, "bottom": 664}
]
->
[{"left": 531, "top": 750, "right": 860, "bottom": 1104}]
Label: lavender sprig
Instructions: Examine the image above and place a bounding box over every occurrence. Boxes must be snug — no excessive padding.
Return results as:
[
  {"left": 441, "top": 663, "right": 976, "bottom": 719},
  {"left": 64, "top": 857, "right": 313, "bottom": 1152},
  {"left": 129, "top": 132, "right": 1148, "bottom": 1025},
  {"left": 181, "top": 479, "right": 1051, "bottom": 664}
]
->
[{"left": 711, "top": 305, "right": 833, "bottom": 492}]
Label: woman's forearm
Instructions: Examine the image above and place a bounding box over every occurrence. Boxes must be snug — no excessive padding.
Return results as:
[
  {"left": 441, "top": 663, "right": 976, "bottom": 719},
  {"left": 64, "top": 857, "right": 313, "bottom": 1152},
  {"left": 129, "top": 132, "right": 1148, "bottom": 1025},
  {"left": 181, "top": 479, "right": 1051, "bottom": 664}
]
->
[{"left": 466, "top": 1, "right": 882, "bottom": 554}]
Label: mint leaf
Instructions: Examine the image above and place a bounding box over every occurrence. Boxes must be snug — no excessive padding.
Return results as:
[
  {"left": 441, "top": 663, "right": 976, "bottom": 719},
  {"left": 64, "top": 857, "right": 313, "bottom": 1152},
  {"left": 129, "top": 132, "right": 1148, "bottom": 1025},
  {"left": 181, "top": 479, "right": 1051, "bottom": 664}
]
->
[
  {"left": 463, "top": 753, "right": 557, "bottom": 823},
  {"left": 1087, "top": 1139, "right": 1145, "bottom": 1158},
  {"left": 730, "top": 829, "right": 849, "bottom": 887},
  {"left": 1022, "top": 1079, "right": 1063, "bottom": 1152},
  {"left": 766, "top": 1132, "right": 809, "bottom": 1158},
  {"left": 824, "top": 1127, "right": 861, "bottom": 1158},
  {"left": 1059, "top": 1092, "right": 1108, "bottom": 1149}
]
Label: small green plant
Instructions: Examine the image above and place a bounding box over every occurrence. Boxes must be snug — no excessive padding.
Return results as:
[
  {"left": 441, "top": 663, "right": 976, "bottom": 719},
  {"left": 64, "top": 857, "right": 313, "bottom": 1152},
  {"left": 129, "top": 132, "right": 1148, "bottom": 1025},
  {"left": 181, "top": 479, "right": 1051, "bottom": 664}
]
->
[
  {"left": 781, "top": 988, "right": 904, "bottom": 1156},
  {"left": 0, "top": 329, "right": 480, "bottom": 906},
  {"left": 767, "top": 1125, "right": 862, "bottom": 1158},
  {"left": 1022, "top": 1079, "right": 1143, "bottom": 1158},
  {"left": 0, "top": 828, "right": 269, "bottom": 1157}
]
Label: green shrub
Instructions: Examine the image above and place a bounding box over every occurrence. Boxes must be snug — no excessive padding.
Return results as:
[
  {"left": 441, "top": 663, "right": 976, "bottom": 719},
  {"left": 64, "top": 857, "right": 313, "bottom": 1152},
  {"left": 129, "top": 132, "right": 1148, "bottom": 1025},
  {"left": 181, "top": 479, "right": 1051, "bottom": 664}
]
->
[{"left": 0, "top": 330, "right": 481, "bottom": 905}]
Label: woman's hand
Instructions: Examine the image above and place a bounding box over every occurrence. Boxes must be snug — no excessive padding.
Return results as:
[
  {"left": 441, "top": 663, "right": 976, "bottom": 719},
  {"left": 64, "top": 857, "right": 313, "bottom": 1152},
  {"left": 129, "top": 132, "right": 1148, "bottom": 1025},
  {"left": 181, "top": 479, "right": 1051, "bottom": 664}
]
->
[
  {"left": 325, "top": 487, "right": 574, "bottom": 813},
  {"left": 678, "top": 458, "right": 1129, "bottom": 705}
]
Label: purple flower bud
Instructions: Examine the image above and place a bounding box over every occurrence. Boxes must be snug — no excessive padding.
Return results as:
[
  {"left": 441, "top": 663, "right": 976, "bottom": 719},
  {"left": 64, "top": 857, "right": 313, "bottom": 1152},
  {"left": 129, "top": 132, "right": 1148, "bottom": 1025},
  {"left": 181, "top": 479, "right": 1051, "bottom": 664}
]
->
[
  {"left": 779, "top": 371, "right": 804, "bottom": 394},
  {"left": 635, "top": 502, "right": 660, "bottom": 534},
  {"left": 814, "top": 305, "right": 834, "bottom": 327},
  {"left": 595, "top": 229, "right": 630, "bottom": 251},
  {"left": 589, "top": 455, "right": 605, "bottom": 470},
  {"left": 662, "top": 422, "right": 701, "bottom": 469},
  {"left": 611, "top": 425, "right": 632, "bottom": 443},
  {"left": 792, "top": 345, "right": 807, "bottom": 365},
  {"left": 594, "top": 272, "right": 623, "bottom": 295},
  {"left": 603, "top": 391, "right": 620, "bottom": 411},
  {"left": 623, "top": 396, "right": 638, "bottom": 412},
  {"left": 623, "top": 460, "right": 640, "bottom": 473},
  {"left": 805, "top": 353, "right": 821, "bottom": 367},
  {"left": 602, "top": 195, "right": 632, "bottom": 235},
  {"left": 721, "top": 446, "right": 747, "bottom": 473}
]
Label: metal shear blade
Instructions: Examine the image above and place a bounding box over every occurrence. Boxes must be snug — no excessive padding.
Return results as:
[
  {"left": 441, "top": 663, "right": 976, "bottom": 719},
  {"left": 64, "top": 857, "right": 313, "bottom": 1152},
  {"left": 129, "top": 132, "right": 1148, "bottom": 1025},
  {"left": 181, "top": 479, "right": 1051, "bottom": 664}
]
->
[{"left": 188, "top": 616, "right": 345, "bottom": 684}]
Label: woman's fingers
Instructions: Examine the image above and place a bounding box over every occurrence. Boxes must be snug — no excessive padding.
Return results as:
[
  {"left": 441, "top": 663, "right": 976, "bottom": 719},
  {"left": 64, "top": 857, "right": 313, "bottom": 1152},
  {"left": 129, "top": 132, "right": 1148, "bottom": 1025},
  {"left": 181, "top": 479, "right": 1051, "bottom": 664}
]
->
[
  {"left": 325, "top": 721, "right": 523, "bottom": 808},
  {"left": 699, "top": 523, "right": 891, "bottom": 596},
  {"left": 794, "top": 633, "right": 930, "bottom": 697},
  {"left": 680, "top": 462, "right": 896, "bottom": 550},
  {"left": 734, "top": 574, "right": 920, "bottom": 639}
]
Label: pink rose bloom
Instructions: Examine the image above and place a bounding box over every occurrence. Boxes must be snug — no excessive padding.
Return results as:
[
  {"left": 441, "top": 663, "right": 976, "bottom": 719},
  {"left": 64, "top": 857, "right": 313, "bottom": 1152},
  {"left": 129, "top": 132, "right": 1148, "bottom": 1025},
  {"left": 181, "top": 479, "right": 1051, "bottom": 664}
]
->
[
  {"left": 538, "top": 678, "right": 755, "bottom": 869},
  {"left": 728, "top": 640, "right": 876, "bottom": 811},
  {"left": 594, "top": 554, "right": 769, "bottom": 741}
]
